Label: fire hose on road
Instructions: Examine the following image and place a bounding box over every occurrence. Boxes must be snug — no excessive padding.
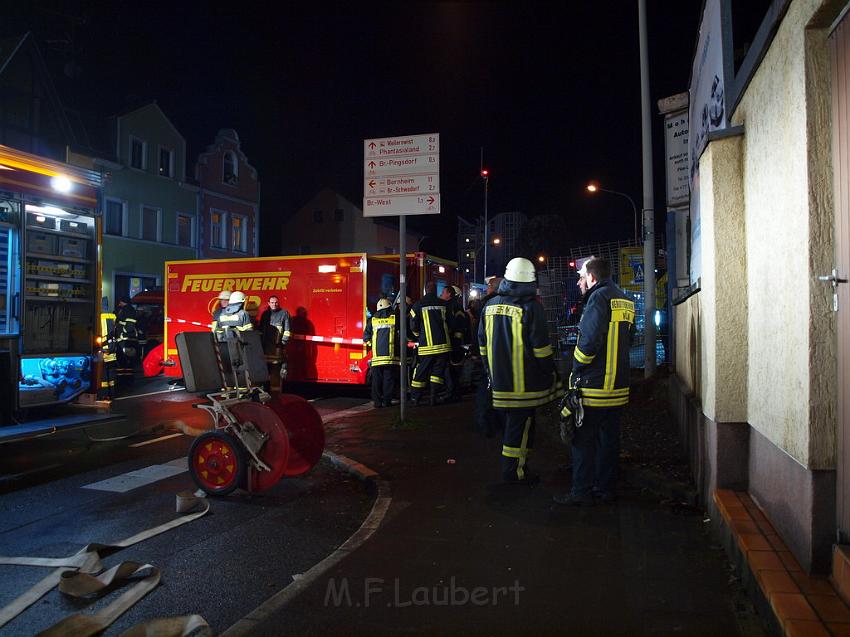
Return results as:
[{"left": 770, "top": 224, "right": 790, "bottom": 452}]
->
[{"left": 0, "top": 492, "right": 211, "bottom": 637}]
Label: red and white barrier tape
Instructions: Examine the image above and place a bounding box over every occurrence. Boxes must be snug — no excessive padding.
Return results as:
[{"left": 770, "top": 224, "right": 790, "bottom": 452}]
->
[{"left": 165, "top": 317, "right": 364, "bottom": 346}]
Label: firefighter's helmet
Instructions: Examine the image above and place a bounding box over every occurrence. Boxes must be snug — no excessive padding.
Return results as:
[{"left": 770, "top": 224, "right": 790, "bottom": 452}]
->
[
  {"left": 218, "top": 290, "right": 231, "bottom": 300},
  {"left": 229, "top": 291, "right": 246, "bottom": 305},
  {"left": 377, "top": 298, "right": 391, "bottom": 311},
  {"left": 504, "top": 257, "right": 536, "bottom": 283}
]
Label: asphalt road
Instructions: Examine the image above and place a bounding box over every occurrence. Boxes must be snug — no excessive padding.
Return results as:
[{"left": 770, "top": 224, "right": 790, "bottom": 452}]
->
[{"left": 0, "top": 384, "right": 376, "bottom": 636}]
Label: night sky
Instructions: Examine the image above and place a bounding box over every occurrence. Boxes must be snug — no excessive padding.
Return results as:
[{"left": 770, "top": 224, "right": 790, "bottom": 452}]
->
[{"left": 6, "top": 2, "right": 713, "bottom": 260}]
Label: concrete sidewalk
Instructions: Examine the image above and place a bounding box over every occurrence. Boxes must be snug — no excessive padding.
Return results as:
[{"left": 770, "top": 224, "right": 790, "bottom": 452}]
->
[{"left": 239, "top": 398, "right": 763, "bottom": 637}]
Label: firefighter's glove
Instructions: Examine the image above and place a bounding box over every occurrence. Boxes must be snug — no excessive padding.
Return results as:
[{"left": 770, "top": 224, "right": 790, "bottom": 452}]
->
[
  {"left": 559, "top": 413, "right": 576, "bottom": 445},
  {"left": 559, "top": 388, "right": 584, "bottom": 427}
]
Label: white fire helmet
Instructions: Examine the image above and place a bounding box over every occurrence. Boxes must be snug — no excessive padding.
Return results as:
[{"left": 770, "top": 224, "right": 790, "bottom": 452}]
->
[
  {"left": 377, "top": 298, "right": 391, "bottom": 311},
  {"left": 228, "top": 291, "right": 246, "bottom": 305},
  {"left": 218, "top": 290, "right": 231, "bottom": 300},
  {"left": 504, "top": 257, "right": 536, "bottom": 283}
]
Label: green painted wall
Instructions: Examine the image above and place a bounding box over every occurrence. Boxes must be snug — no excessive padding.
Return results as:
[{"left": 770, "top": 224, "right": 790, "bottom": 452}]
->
[{"left": 97, "top": 104, "right": 199, "bottom": 309}]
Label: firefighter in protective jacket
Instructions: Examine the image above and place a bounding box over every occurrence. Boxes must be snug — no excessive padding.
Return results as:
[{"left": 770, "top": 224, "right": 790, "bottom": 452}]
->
[
  {"left": 217, "top": 291, "right": 254, "bottom": 337},
  {"left": 363, "top": 298, "right": 399, "bottom": 407},
  {"left": 113, "top": 296, "right": 139, "bottom": 383},
  {"left": 478, "top": 257, "right": 561, "bottom": 483},
  {"left": 554, "top": 256, "right": 634, "bottom": 506},
  {"left": 259, "top": 295, "right": 291, "bottom": 383},
  {"left": 409, "top": 281, "right": 452, "bottom": 405},
  {"left": 211, "top": 290, "right": 232, "bottom": 341}
]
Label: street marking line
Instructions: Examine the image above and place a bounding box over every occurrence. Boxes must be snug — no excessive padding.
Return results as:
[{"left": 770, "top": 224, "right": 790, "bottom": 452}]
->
[
  {"left": 82, "top": 461, "right": 187, "bottom": 493},
  {"left": 113, "top": 387, "right": 185, "bottom": 401},
  {"left": 128, "top": 433, "right": 184, "bottom": 448},
  {"left": 163, "top": 457, "right": 188, "bottom": 469},
  {"left": 319, "top": 403, "right": 375, "bottom": 423}
]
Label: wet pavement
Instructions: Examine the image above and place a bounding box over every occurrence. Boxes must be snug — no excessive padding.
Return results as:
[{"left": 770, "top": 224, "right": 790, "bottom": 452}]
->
[
  {"left": 0, "top": 380, "right": 764, "bottom": 636},
  {"left": 0, "top": 388, "right": 376, "bottom": 636},
  {"left": 245, "top": 399, "right": 764, "bottom": 637}
]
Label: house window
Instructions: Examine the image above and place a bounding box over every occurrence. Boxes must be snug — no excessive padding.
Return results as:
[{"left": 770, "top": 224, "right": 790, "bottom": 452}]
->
[
  {"left": 223, "top": 151, "right": 238, "bottom": 185},
  {"left": 105, "top": 199, "right": 126, "bottom": 236},
  {"left": 130, "top": 137, "right": 146, "bottom": 170},
  {"left": 159, "top": 147, "right": 174, "bottom": 178},
  {"left": 176, "top": 214, "right": 193, "bottom": 247},
  {"left": 313, "top": 210, "right": 323, "bottom": 223},
  {"left": 334, "top": 208, "right": 344, "bottom": 222},
  {"left": 231, "top": 214, "right": 247, "bottom": 252},
  {"left": 210, "top": 210, "right": 227, "bottom": 249},
  {"left": 140, "top": 206, "right": 160, "bottom": 241}
]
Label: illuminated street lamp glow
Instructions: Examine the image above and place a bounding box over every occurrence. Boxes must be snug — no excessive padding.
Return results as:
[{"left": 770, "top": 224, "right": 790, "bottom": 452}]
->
[
  {"left": 585, "top": 182, "right": 638, "bottom": 244},
  {"left": 51, "top": 175, "right": 72, "bottom": 193},
  {"left": 492, "top": 237, "right": 501, "bottom": 245},
  {"left": 537, "top": 255, "right": 545, "bottom": 263}
]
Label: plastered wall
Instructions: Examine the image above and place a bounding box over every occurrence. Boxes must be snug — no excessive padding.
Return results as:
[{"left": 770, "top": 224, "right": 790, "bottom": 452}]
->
[
  {"left": 729, "top": 0, "right": 835, "bottom": 468},
  {"left": 674, "top": 294, "right": 701, "bottom": 399},
  {"left": 699, "top": 136, "right": 747, "bottom": 425}
]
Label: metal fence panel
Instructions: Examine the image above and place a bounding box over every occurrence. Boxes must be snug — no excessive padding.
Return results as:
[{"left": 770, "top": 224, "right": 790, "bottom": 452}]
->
[{"left": 538, "top": 240, "right": 668, "bottom": 372}]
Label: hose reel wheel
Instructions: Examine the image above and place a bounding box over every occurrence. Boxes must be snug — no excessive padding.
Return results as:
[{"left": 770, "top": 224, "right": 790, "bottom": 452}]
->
[{"left": 188, "top": 431, "right": 246, "bottom": 496}]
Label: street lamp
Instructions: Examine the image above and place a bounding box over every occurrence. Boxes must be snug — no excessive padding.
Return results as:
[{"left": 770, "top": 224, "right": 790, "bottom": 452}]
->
[
  {"left": 492, "top": 237, "right": 501, "bottom": 245},
  {"left": 537, "top": 255, "right": 545, "bottom": 264},
  {"left": 586, "top": 182, "right": 639, "bottom": 244},
  {"left": 481, "top": 168, "right": 489, "bottom": 283}
]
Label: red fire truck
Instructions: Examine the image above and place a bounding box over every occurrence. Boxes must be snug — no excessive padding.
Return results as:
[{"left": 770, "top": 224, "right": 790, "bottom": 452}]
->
[{"left": 163, "top": 252, "right": 460, "bottom": 385}]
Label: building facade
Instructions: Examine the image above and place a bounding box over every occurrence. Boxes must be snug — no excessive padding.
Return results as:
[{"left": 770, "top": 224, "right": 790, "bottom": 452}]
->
[
  {"left": 281, "top": 188, "right": 420, "bottom": 256},
  {"left": 457, "top": 211, "right": 527, "bottom": 282},
  {"left": 195, "top": 129, "right": 259, "bottom": 258},
  {"left": 671, "top": 0, "right": 850, "bottom": 574},
  {"left": 69, "top": 102, "right": 198, "bottom": 310}
]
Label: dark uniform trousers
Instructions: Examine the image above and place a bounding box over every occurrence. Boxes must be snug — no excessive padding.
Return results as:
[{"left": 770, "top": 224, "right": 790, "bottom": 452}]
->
[
  {"left": 499, "top": 408, "right": 536, "bottom": 481},
  {"left": 410, "top": 353, "right": 448, "bottom": 402},
  {"left": 99, "top": 352, "right": 117, "bottom": 400},
  {"left": 570, "top": 406, "right": 622, "bottom": 498},
  {"left": 371, "top": 364, "right": 397, "bottom": 407}
]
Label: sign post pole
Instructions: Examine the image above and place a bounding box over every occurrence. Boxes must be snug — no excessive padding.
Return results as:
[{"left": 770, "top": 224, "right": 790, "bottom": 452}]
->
[
  {"left": 364, "top": 133, "right": 441, "bottom": 426},
  {"left": 399, "top": 215, "right": 407, "bottom": 424}
]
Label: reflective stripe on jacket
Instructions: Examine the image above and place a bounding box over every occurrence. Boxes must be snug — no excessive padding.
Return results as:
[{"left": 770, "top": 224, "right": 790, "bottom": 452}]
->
[
  {"left": 478, "top": 280, "right": 561, "bottom": 409},
  {"left": 260, "top": 308, "right": 291, "bottom": 347},
  {"left": 363, "top": 307, "right": 399, "bottom": 366},
  {"left": 570, "top": 278, "right": 635, "bottom": 407},
  {"left": 218, "top": 305, "right": 254, "bottom": 335},
  {"left": 211, "top": 306, "right": 225, "bottom": 340},
  {"left": 410, "top": 293, "right": 452, "bottom": 356}
]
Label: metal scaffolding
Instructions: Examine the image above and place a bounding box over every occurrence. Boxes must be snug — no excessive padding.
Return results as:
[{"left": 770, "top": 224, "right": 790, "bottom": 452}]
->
[{"left": 538, "top": 238, "right": 667, "bottom": 372}]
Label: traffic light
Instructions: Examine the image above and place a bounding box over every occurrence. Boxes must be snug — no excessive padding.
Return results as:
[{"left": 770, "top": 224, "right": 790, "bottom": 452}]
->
[
  {"left": 481, "top": 168, "right": 489, "bottom": 178},
  {"left": 569, "top": 260, "right": 576, "bottom": 269}
]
